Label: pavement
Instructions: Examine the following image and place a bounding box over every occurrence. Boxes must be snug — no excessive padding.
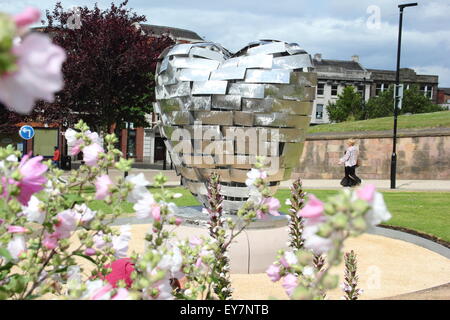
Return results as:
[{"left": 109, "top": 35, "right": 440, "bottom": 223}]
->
[
  {"left": 114, "top": 223, "right": 450, "bottom": 300},
  {"left": 94, "top": 168, "right": 450, "bottom": 192}
]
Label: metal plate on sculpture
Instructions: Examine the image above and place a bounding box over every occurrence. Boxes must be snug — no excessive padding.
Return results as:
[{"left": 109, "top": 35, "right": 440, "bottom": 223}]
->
[
  {"left": 192, "top": 81, "right": 228, "bottom": 95},
  {"left": 155, "top": 40, "right": 316, "bottom": 214}
]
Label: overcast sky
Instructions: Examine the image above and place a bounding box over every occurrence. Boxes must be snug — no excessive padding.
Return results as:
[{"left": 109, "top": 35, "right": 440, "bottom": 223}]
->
[{"left": 3, "top": 0, "right": 450, "bottom": 86}]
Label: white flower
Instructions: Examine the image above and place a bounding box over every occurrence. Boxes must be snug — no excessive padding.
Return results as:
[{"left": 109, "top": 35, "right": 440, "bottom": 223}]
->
[
  {"left": 125, "top": 173, "right": 151, "bottom": 203},
  {"left": 112, "top": 225, "right": 131, "bottom": 258},
  {"left": 365, "top": 192, "right": 392, "bottom": 226},
  {"left": 64, "top": 128, "right": 78, "bottom": 146},
  {"left": 67, "top": 265, "right": 81, "bottom": 283},
  {"left": 6, "top": 154, "right": 18, "bottom": 162},
  {"left": 7, "top": 235, "right": 26, "bottom": 260},
  {"left": 73, "top": 203, "right": 96, "bottom": 225},
  {"left": 245, "top": 168, "right": 267, "bottom": 187},
  {"left": 149, "top": 280, "right": 173, "bottom": 300},
  {"left": 158, "top": 246, "right": 183, "bottom": 279},
  {"left": 285, "top": 199, "right": 292, "bottom": 205},
  {"left": 83, "top": 143, "right": 104, "bottom": 166},
  {"left": 134, "top": 194, "right": 157, "bottom": 219},
  {"left": 303, "top": 224, "right": 333, "bottom": 255},
  {"left": 86, "top": 131, "right": 103, "bottom": 146},
  {"left": 112, "top": 288, "right": 131, "bottom": 300},
  {"left": 82, "top": 280, "right": 113, "bottom": 300},
  {"left": 284, "top": 251, "right": 298, "bottom": 266},
  {"left": 22, "top": 195, "right": 45, "bottom": 224},
  {"left": 302, "top": 266, "right": 315, "bottom": 277}
]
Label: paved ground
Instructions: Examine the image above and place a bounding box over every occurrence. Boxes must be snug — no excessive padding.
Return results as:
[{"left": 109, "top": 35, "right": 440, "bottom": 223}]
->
[
  {"left": 98, "top": 168, "right": 450, "bottom": 191},
  {"left": 113, "top": 223, "right": 450, "bottom": 300}
]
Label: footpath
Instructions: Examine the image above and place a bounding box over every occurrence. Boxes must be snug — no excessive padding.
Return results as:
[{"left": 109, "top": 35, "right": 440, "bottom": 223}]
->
[{"left": 100, "top": 168, "right": 450, "bottom": 192}]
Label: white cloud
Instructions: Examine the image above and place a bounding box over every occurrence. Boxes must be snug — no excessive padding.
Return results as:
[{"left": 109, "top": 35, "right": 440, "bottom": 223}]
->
[{"left": 1, "top": 0, "right": 449, "bottom": 86}]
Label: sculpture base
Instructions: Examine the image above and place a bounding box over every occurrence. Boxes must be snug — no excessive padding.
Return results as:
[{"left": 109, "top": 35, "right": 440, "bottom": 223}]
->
[{"left": 173, "top": 206, "right": 289, "bottom": 229}]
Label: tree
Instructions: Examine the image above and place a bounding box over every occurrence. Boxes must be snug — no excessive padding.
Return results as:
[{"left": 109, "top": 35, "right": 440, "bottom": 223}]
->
[
  {"left": 366, "top": 84, "right": 445, "bottom": 119},
  {"left": 326, "top": 86, "right": 364, "bottom": 123},
  {"left": 43, "top": 1, "right": 174, "bottom": 132}
]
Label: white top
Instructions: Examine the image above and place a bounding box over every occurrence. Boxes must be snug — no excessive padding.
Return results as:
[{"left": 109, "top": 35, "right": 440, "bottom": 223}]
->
[{"left": 340, "top": 145, "right": 358, "bottom": 167}]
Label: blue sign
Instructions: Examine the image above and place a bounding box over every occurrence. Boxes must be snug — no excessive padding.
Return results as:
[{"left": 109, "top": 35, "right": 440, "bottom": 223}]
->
[{"left": 19, "top": 125, "right": 35, "bottom": 140}]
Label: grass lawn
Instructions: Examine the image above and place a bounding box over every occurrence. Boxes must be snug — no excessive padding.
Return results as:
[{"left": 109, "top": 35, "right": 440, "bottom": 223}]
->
[
  {"left": 83, "top": 187, "right": 450, "bottom": 243},
  {"left": 307, "top": 111, "right": 450, "bottom": 134}
]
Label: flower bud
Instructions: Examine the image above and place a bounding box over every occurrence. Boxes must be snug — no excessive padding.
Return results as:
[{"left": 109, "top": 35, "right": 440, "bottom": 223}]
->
[
  {"left": 331, "top": 212, "right": 348, "bottom": 229},
  {"left": 291, "top": 286, "right": 313, "bottom": 300}
]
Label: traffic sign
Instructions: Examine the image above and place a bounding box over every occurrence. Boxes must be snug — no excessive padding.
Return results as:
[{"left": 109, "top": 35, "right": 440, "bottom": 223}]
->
[{"left": 19, "top": 125, "right": 35, "bottom": 140}]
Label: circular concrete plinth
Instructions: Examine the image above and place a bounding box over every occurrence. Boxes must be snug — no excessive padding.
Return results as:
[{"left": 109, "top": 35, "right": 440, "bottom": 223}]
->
[
  {"left": 122, "top": 223, "right": 450, "bottom": 300},
  {"left": 172, "top": 206, "right": 289, "bottom": 229}
]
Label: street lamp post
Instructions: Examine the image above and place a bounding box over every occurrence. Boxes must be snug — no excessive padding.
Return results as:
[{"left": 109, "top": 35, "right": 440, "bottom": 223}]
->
[{"left": 390, "top": 2, "right": 418, "bottom": 189}]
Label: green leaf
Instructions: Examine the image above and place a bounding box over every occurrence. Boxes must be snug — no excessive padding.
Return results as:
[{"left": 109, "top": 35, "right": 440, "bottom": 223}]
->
[
  {"left": 0, "top": 261, "right": 14, "bottom": 271},
  {"left": 73, "top": 252, "right": 97, "bottom": 265},
  {"left": 0, "top": 248, "right": 12, "bottom": 261}
]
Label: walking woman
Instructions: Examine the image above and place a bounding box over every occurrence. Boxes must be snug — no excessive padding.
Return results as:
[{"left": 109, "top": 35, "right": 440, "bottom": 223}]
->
[{"left": 339, "top": 139, "right": 361, "bottom": 187}]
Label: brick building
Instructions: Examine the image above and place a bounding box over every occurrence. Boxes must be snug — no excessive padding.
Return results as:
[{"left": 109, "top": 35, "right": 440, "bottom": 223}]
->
[{"left": 309, "top": 53, "right": 440, "bottom": 125}]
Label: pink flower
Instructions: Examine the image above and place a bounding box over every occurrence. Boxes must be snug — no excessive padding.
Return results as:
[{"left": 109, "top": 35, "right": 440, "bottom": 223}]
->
[
  {"left": 282, "top": 274, "right": 298, "bottom": 297},
  {"left": 175, "top": 218, "right": 183, "bottom": 226},
  {"left": 43, "top": 232, "right": 58, "bottom": 250},
  {"left": 152, "top": 205, "right": 161, "bottom": 221},
  {"left": 85, "top": 248, "right": 96, "bottom": 256},
  {"left": 13, "top": 7, "right": 40, "bottom": 28},
  {"left": 0, "top": 33, "right": 66, "bottom": 114},
  {"left": 298, "top": 194, "right": 324, "bottom": 219},
  {"left": 54, "top": 210, "right": 78, "bottom": 239},
  {"left": 91, "top": 284, "right": 114, "bottom": 300},
  {"left": 257, "top": 197, "right": 280, "bottom": 220},
  {"left": 112, "top": 288, "right": 130, "bottom": 300},
  {"left": 83, "top": 143, "right": 104, "bottom": 166},
  {"left": 356, "top": 184, "right": 376, "bottom": 202},
  {"left": 189, "top": 236, "right": 203, "bottom": 247},
  {"left": 266, "top": 264, "right": 281, "bottom": 282},
  {"left": 7, "top": 226, "right": 28, "bottom": 233},
  {"left": 95, "top": 175, "right": 113, "bottom": 200},
  {"left": 17, "top": 154, "right": 48, "bottom": 205},
  {"left": 279, "top": 251, "right": 298, "bottom": 268}
]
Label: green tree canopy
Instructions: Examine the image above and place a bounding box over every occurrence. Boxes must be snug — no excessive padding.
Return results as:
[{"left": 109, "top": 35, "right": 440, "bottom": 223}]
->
[
  {"left": 326, "top": 86, "right": 364, "bottom": 123},
  {"left": 366, "top": 84, "right": 444, "bottom": 119}
]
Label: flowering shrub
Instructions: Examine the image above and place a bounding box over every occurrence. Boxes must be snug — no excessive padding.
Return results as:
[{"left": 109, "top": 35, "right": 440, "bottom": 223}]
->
[
  {"left": 266, "top": 184, "right": 391, "bottom": 299},
  {"left": 0, "top": 8, "right": 66, "bottom": 114},
  {"left": 0, "top": 6, "right": 393, "bottom": 301}
]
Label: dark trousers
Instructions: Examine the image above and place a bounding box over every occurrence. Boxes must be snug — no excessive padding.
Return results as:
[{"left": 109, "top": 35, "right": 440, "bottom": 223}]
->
[{"left": 340, "top": 165, "right": 361, "bottom": 187}]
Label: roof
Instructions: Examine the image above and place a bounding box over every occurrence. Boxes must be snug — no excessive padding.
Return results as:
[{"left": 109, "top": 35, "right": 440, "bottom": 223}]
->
[
  {"left": 313, "top": 59, "right": 365, "bottom": 72},
  {"left": 140, "top": 24, "right": 203, "bottom": 41},
  {"left": 439, "top": 88, "right": 450, "bottom": 95}
]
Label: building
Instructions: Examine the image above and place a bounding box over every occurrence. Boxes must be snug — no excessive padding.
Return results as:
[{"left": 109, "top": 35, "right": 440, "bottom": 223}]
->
[
  {"left": 310, "top": 53, "right": 440, "bottom": 124},
  {"left": 311, "top": 54, "right": 371, "bottom": 124},
  {"left": 368, "top": 68, "right": 439, "bottom": 104},
  {"left": 437, "top": 88, "right": 450, "bottom": 110}
]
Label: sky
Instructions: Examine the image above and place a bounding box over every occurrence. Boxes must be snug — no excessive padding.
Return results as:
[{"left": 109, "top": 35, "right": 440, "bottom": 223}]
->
[{"left": 3, "top": 0, "right": 450, "bottom": 86}]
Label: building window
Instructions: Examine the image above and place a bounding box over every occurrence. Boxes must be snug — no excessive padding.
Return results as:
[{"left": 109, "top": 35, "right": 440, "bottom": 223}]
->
[
  {"left": 331, "top": 84, "right": 338, "bottom": 96},
  {"left": 357, "top": 85, "right": 364, "bottom": 96},
  {"left": 317, "top": 83, "right": 324, "bottom": 96},
  {"left": 316, "top": 104, "right": 324, "bottom": 120},
  {"left": 375, "top": 83, "right": 391, "bottom": 96},
  {"left": 420, "top": 85, "right": 433, "bottom": 99}
]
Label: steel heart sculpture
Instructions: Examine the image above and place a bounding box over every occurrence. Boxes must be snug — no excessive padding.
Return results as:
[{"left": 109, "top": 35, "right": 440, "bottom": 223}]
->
[{"left": 154, "top": 40, "right": 317, "bottom": 214}]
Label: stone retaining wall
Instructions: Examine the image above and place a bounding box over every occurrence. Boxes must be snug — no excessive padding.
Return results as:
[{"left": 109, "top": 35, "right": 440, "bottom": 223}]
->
[{"left": 295, "top": 128, "right": 450, "bottom": 180}]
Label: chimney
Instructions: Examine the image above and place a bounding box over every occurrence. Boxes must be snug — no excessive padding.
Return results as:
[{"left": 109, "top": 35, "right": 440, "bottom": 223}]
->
[
  {"left": 314, "top": 53, "right": 322, "bottom": 61},
  {"left": 351, "top": 55, "right": 359, "bottom": 63}
]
